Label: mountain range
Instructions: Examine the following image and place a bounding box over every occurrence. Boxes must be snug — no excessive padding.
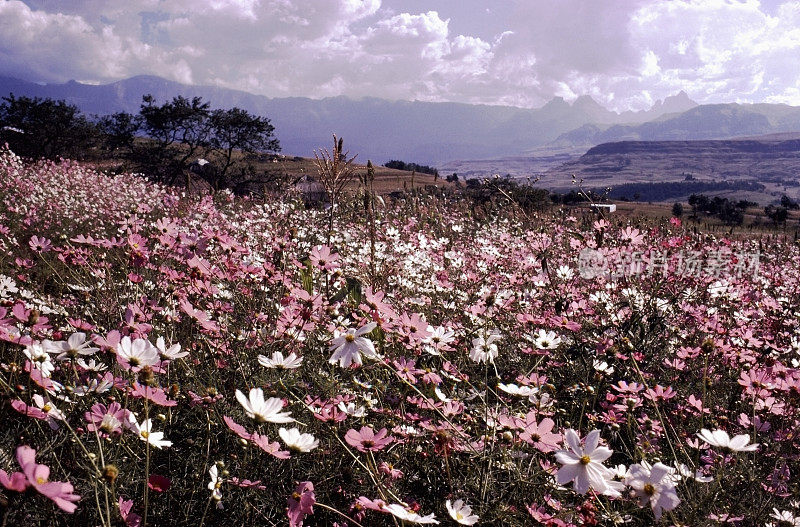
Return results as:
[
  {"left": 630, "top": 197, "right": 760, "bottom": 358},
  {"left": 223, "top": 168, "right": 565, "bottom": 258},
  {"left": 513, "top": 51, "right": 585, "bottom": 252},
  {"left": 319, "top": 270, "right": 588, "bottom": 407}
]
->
[{"left": 2, "top": 75, "right": 800, "bottom": 169}]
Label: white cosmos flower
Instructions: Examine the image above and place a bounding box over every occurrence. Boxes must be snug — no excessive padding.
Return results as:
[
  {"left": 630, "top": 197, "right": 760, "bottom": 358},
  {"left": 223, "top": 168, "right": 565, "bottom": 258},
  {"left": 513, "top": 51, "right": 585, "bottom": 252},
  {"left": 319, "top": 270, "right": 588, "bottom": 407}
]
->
[
  {"left": 555, "top": 429, "right": 619, "bottom": 496},
  {"left": 258, "top": 351, "right": 303, "bottom": 369},
  {"left": 76, "top": 358, "right": 107, "bottom": 372},
  {"left": 0, "top": 274, "right": 18, "bottom": 297},
  {"left": 328, "top": 322, "right": 378, "bottom": 368},
  {"left": 423, "top": 325, "right": 455, "bottom": 355},
  {"left": 208, "top": 464, "right": 223, "bottom": 501},
  {"left": 279, "top": 427, "right": 319, "bottom": 452},
  {"left": 128, "top": 415, "right": 172, "bottom": 449},
  {"left": 446, "top": 499, "right": 479, "bottom": 525},
  {"left": 696, "top": 429, "right": 759, "bottom": 452},
  {"left": 593, "top": 360, "right": 614, "bottom": 375},
  {"left": 533, "top": 329, "right": 562, "bottom": 350},
  {"left": 116, "top": 336, "right": 159, "bottom": 370},
  {"left": 44, "top": 332, "right": 99, "bottom": 361},
  {"left": 497, "top": 383, "right": 537, "bottom": 398},
  {"left": 337, "top": 401, "right": 366, "bottom": 417},
  {"left": 235, "top": 388, "right": 293, "bottom": 424},
  {"left": 24, "top": 342, "right": 55, "bottom": 377},
  {"left": 770, "top": 509, "right": 800, "bottom": 526},
  {"left": 32, "top": 394, "right": 64, "bottom": 429},
  {"left": 434, "top": 387, "right": 451, "bottom": 402},
  {"left": 556, "top": 265, "right": 574, "bottom": 280},
  {"left": 469, "top": 329, "right": 501, "bottom": 364},
  {"left": 73, "top": 376, "right": 114, "bottom": 396},
  {"left": 672, "top": 462, "right": 713, "bottom": 483},
  {"left": 155, "top": 336, "right": 188, "bottom": 361},
  {"left": 625, "top": 462, "right": 681, "bottom": 520},
  {"left": 384, "top": 503, "right": 439, "bottom": 524}
]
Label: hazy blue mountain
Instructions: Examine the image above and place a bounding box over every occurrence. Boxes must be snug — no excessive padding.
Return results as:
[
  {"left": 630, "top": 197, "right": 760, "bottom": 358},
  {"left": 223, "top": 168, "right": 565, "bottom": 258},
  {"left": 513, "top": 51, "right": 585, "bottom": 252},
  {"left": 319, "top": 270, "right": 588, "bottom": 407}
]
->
[
  {"left": 549, "top": 103, "right": 800, "bottom": 152},
  {"left": 0, "top": 75, "right": 695, "bottom": 163},
  {"left": 4, "top": 75, "right": 800, "bottom": 165},
  {"left": 0, "top": 75, "right": 606, "bottom": 162}
]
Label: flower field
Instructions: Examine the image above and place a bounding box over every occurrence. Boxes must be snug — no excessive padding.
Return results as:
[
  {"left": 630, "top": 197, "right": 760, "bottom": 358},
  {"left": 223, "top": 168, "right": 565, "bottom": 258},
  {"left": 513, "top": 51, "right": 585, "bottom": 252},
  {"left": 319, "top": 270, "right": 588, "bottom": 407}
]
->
[{"left": 0, "top": 146, "right": 799, "bottom": 526}]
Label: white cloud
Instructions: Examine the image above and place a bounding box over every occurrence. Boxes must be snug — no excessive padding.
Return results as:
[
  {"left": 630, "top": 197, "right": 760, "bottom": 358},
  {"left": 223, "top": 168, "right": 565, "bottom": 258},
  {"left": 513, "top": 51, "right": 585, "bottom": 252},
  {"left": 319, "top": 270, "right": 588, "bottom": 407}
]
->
[{"left": 1, "top": 0, "right": 800, "bottom": 109}]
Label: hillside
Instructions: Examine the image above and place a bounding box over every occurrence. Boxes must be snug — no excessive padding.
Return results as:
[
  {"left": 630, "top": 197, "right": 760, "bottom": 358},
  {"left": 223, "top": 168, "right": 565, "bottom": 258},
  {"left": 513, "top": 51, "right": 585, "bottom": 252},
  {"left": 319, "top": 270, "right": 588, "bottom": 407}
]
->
[
  {"left": 538, "top": 137, "right": 800, "bottom": 203},
  {"left": 89, "top": 150, "right": 449, "bottom": 196},
  {"left": 439, "top": 106, "right": 800, "bottom": 179}
]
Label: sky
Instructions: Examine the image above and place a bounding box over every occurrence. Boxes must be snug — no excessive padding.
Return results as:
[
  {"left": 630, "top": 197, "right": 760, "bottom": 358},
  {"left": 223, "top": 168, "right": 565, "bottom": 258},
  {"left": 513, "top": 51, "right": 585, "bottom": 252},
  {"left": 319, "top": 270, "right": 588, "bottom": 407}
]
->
[{"left": 1, "top": 0, "right": 799, "bottom": 111}]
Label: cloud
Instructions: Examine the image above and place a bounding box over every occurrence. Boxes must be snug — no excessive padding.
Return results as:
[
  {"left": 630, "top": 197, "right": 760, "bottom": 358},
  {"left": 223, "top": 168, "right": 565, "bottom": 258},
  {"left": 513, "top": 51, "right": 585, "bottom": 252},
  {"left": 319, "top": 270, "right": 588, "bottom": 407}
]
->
[{"left": 1, "top": 0, "right": 800, "bottom": 110}]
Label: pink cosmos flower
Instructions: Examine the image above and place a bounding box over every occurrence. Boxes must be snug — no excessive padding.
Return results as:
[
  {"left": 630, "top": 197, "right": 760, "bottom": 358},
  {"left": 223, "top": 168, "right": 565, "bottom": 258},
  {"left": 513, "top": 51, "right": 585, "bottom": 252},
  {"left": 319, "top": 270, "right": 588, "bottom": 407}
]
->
[
  {"left": 130, "top": 382, "right": 178, "bottom": 407},
  {"left": 118, "top": 496, "right": 142, "bottom": 527},
  {"left": 29, "top": 235, "right": 52, "bottom": 253},
  {"left": 0, "top": 445, "right": 81, "bottom": 512},
  {"left": 85, "top": 402, "right": 129, "bottom": 437},
  {"left": 378, "top": 462, "right": 404, "bottom": 480},
  {"left": 309, "top": 245, "right": 339, "bottom": 271},
  {"left": 355, "top": 496, "right": 388, "bottom": 512},
  {"left": 0, "top": 467, "right": 27, "bottom": 492},
  {"left": 519, "top": 417, "right": 562, "bottom": 453},
  {"left": 287, "top": 481, "right": 315, "bottom": 527},
  {"left": 147, "top": 474, "right": 171, "bottom": 492},
  {"left": 345, "top": 426, "right": 394, "bottom": 452},
  {"left": 393, "top": 357, "right": 424, "bottom": 384}
]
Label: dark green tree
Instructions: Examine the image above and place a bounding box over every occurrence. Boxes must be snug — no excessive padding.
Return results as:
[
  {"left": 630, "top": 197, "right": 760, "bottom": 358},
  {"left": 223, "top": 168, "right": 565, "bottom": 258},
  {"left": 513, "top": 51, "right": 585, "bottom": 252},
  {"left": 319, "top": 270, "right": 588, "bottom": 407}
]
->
[
  {"left": 0, "top": 95, "right": 97, "bottom": 159},
  {"left": 206, "top": 107, "right": 280, "bottom": 190},
  {"left": 96, "top": 112, "right": 139, "bottom": 154},
  {"left": 138, "top": 94, "right": 211, "bottom": 184},
  {"left": 780, "top": 194, "right": 799, "bottom": 210},
  {"left": 765, "top": 205, "right": 789, "bottom": 226},
  {"left": 672, "top": 202, "right": 684, "bottom": 217}
]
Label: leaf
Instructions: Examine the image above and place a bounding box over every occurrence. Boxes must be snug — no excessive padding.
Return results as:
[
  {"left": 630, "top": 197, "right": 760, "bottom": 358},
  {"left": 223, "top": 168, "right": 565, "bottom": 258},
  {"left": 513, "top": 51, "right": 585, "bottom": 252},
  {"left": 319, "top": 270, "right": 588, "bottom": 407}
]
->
[{"left": 330, "top": 276, "right": 362, "bottom": 304}]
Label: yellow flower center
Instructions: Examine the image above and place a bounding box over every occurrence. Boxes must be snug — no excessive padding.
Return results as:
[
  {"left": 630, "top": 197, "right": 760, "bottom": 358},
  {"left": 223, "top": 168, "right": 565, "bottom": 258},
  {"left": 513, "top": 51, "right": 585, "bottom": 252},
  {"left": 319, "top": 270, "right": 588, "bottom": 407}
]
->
[
  {"left": 579, "top": 455, "right": 591, "bottom": 465},
  {"left": 345, "top": 334, "right": 355, "bottom": 343},
  {"left": 42, "top": 404, "right": 52, "bottom": 412},
  {"left": 36, "top": 477, "right": 47, "bottom": 484},
  {"left": 141, "top": 431, "right": 150, "bottom": 439},
  {"left": 643, "top": 483, "right": 656, "bottom": 496}
]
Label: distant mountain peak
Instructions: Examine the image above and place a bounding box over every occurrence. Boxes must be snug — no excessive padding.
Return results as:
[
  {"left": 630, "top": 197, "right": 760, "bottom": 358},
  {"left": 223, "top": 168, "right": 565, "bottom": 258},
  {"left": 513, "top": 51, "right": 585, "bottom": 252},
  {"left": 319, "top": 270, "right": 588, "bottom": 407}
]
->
[
  {"left": 652, "top": 90, "right": 697, "bottom": 114},
  {"left": 571, "top": 95, "right": 606, "bottom": 110},
  {"left": 542, "top": 96, "right": 569, "bottom": 108}
]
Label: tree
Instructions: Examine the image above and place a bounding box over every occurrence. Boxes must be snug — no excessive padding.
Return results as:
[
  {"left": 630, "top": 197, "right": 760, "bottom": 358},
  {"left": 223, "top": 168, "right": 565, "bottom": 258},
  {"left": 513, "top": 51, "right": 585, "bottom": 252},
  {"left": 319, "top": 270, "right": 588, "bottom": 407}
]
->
[
  {"left": 384, "top": 159, "right": 438, "bottom": 176},
  {"left": 0, "top": 95, "right": 97, "bottom": 159},
  {"left": 672, "top": 202, "right": 684, "bottom": 217},
  {"left": 780, "top": 194, "right": 799, "bottom": 210},
  {"left": 96, "top": 112, "right": 139, "bottom": 154},
  {"left": 206, "top": 107, "right": 280, "bottom": 191},
  {"left": 138, "top": 95, "right": 211, "bottom": 184},
  {"left": 765, "top": 205, "right": 789, "bottom": 226}
]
